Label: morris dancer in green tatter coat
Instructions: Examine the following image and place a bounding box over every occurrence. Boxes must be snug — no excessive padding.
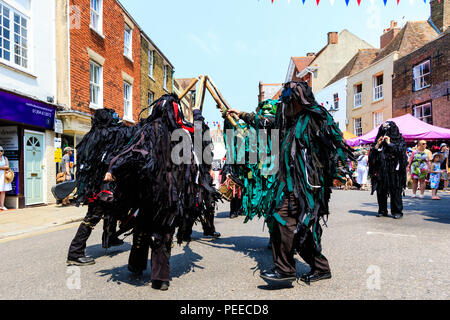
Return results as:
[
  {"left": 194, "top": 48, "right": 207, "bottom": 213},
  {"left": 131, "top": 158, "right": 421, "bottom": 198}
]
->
[{"left": 228, "top": 81, "right": 354, "bottom": 285}]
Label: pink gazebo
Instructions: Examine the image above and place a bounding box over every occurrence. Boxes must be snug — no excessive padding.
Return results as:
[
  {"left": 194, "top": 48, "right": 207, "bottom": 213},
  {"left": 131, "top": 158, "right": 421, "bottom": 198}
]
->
[{"left": 346, "top": 114, "right": 450, "bottom": 147}]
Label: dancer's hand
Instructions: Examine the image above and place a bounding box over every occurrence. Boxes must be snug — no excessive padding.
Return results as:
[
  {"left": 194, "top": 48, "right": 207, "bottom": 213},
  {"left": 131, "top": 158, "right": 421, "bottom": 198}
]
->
[
  {"left": 104, "top": 172, "right": 115, "bottom": 182},
  {"left": 383, "top": 136, "right": 391, "bottom": 145},
  {"left": 227, "top": 108, "right": 240, "bottom": 118}
]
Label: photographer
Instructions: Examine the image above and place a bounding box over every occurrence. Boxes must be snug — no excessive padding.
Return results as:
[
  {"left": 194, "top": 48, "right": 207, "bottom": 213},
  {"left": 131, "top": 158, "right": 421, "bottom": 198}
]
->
[{"left": 369, "top": 122, "right": 408, "bottom": 220}]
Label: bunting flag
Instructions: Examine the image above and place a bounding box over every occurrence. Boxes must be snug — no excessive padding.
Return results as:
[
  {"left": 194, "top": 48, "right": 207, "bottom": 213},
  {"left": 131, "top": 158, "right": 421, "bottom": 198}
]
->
[
  {"left": 357, "top": 0, "right": 361, "bottom": 5},
  {"left": 397, "top": 0, "right": 400, "bottom": 4},
  {"left": 316, "top": 0, "right": 320, "bottom": 5},
  {"left": 330, "top": 0, "right": 335, "bottom": 5},
  {"left": 302, "top": 0, "right": 306, "bottom": 4},
  {"left": 345, "top": 0, "right": 350, "bottom": 6},
  {"left": 383, "top": 0, "right": 388, "bottom": 5}
]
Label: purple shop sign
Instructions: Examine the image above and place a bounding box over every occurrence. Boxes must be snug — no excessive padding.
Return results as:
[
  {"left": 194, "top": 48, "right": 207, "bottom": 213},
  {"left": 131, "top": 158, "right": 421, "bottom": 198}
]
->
[{"left": 0, "top": 90, "right": 55, "bottom": 130}]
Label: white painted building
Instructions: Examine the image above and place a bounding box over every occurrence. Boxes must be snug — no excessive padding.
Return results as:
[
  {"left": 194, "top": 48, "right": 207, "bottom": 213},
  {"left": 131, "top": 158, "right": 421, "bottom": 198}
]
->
[
  {"left": 0, "top": 0, "right": 58, "bottom": 209},
  {"left": 314, "top": 78, "right": 348, "bottom": 133}
]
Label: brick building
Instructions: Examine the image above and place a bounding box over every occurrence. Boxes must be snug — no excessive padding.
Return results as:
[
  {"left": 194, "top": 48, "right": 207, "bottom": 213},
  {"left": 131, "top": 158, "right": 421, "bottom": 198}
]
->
[
  {"left": 56, "top": 0, "right": 142, "bottom": 156},
  {"left": 392, "top": 0, "right": 449, "bottom": 129},
  {"left": 140, "top": 32, "right": 174, "bottom": 118},
  {"left": 392, "top": 31, "right": 450, "bottom": 129}
]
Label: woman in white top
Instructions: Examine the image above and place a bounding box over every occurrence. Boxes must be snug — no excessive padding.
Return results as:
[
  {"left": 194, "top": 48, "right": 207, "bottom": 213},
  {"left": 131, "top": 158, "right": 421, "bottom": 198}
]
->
[
  {"left": 357, "top": 149, "right": 369, "bottom": 190},
  {"left": 0, "top": 146, "right": 12, "bottom": 211}
]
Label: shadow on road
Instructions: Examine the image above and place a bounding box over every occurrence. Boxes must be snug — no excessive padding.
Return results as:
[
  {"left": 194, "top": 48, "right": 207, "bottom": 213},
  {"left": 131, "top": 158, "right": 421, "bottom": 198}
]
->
[
  {"left": 194, "top": 235, "right": 310, "bottom": 282},
  {"left": 347, "top": 193, "right": 450, "bottom": 225},
  {"left": 96, "top": 264, "right": 151, "bottom": 287},
  {"left": 86, "top": 243, "right": 132, "bottom": 260}
]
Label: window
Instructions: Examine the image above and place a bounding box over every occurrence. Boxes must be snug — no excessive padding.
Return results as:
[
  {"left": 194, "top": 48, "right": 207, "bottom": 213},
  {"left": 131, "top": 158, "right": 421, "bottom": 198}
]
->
[
  {"left": 123, "top": 82, "right": 132, "bottom": 121},
  {"left": 353, "top": 84, "right": 362, "bottom": 108},
  {"left": 373, "top": 111, "right": 383, "bottom": 128},
  {"left": 163, "top": 65, "right": 168, "bottom": 90},
  {"left": 148, "top": 91, "right": 154, "bottom": 107},
  {"left": 0, "top": 1, "right": 29, "bottom": 69},
  {"left": 89, "top": 60, "right": 102, "bottom": 109},
  {"left": 90, "top": 0, "right": 102, "bottom": 33},
  {"left": 413, "top": 60, "right": 431, "bottom": 91},
  {"left": 373, "top": 74, "right": 383, "bottom": 101},
  {"left": 333, "top": 93, "right": 339, "bottom": 110},
  {"left": 413, "top": 103, "right": 432, "bottom": 124},
  {"left": 124, "top": 24, "right": 132, "bottom": 58},
  {"left": 148, "top": 49, "right": 154, "bottom": 78},
  {"left": 354, "top": 118, "right": 362, "bottom": 137}
]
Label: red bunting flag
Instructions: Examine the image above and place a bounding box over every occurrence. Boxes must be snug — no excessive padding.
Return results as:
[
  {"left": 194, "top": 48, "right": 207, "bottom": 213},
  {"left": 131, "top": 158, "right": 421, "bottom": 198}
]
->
[
  {"left": 397, "top": 0, "right": 400, "bottom": 4},
  {"left": 357, "top": 0, "right": 361, "bottom": 5},
  {"left": 316, "top": 0, "right": 320, "bottom": 5}
]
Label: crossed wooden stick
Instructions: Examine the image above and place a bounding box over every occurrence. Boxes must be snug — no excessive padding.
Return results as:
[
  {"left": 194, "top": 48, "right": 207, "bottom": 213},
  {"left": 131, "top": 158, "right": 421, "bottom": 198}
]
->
[{"left": 178, "top": 75, "right": 241, "bottom": 129}]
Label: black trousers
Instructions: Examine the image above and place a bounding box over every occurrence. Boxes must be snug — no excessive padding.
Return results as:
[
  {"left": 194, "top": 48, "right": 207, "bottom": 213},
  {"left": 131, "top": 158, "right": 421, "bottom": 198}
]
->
[
  {"left": 230, "top": 197, "right": 242, "bottom": 217},
  {"left": 271, "top": 193, "right": 331, "bottom": 276},
  {"left": 376, "top": 186, "right": 403, "bottom": 216},
  {"left": 67, "top": 203, "right": 119, "bottom": 260},
  {"left": 128, "top": 211, "right": 174, "bottom": 282}
]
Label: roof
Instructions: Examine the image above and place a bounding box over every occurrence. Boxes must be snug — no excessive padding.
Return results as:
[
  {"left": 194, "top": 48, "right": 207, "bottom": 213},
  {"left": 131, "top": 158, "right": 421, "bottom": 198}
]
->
[
  {"left": 372, "top": 21, "right": 438, "bottom": 64},
  {"left": 326, "top": 49, "right": 380, "bottom": 86},
  {"left": 174, "top": 78, "right": 198, "bottom": 91},
  {"left": 292, "top": 56, "right": 315, "bottom": 73}
]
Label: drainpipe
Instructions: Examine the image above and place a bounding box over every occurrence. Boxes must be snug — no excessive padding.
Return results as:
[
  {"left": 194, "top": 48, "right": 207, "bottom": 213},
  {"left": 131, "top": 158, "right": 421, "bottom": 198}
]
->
[{"left": 428, "top": 17, "right": 440, "bottom": 34}]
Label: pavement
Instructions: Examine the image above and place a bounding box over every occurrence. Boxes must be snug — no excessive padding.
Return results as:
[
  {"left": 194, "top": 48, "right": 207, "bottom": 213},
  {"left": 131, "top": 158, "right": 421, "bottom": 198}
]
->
[
  {"left": 0, "top": 203, "right": 85, "bottom": 241},
  {"left": 0, "top": 188, "right": 449, "bottom": 300}
]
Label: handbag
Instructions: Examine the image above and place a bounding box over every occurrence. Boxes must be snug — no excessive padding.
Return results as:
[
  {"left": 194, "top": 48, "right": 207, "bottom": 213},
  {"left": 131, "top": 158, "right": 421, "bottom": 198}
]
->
[
  {"left": 4, "top": 168, "right": 14, "bottom": 184},
  {"left": 56, "top": 172, "right": 66, "bottom": 183}
]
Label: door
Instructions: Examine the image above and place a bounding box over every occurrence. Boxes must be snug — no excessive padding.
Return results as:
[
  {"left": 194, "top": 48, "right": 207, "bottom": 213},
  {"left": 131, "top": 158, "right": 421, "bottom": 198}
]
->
[{"left": 24, "top": 132, "right": 44, "bottom": 205}]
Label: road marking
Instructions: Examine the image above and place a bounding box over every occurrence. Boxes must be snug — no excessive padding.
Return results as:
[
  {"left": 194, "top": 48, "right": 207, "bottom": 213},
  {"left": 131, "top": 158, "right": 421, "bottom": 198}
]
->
[
  {"left": 367, "top": 231, "right": 417, "bottom": 238},
  {"left": 0, "top": 222, "right": 80, "bottom": 244}
]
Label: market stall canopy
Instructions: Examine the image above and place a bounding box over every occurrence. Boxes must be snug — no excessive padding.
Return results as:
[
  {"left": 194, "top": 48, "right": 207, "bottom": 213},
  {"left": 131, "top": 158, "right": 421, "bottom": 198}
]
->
[
  {"left": 342, "top": 131, "right": 357, "bottom": 140},
  {"left": 346, "top": 114, "right": 450, "bottom": 147}
]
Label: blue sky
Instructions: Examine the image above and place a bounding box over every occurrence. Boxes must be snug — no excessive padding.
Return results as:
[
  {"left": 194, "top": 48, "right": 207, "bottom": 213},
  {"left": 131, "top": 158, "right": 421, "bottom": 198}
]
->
[{"left": 120, "top": 0, "right": 430, "bottom": 125}]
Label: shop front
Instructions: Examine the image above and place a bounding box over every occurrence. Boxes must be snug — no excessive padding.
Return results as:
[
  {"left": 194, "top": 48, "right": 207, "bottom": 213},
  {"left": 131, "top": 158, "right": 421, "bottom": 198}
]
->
[{"left": 0, "top": 89, "right": 57, "bottom": 209}]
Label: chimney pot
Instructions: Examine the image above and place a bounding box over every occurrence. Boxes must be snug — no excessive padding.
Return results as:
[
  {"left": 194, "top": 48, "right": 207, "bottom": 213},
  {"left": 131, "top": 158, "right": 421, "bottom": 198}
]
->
[{"left": 327, "top": 32, "right": 338, "bottom": 45}]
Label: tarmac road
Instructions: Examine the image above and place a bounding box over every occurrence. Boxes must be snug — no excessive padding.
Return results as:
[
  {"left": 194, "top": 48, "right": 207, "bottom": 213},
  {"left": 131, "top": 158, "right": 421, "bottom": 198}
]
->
[{"left": 0, "top": 189, "right": 449, "bottom": 300}]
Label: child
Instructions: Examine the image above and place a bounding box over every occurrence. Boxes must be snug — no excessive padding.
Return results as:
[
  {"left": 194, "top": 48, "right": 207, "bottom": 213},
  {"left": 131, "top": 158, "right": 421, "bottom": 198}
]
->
[{"left": 430, "top": 153, "right": 443, "bottom": 200}]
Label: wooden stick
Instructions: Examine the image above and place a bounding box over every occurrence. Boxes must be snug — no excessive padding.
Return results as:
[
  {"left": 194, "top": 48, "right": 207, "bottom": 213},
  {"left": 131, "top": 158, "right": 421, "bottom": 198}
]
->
[
  {"left": 206, "top": 76, "right": 239, "bottom": 121},
  {"left": 178, "top": 77, "right": 199, "bottom": 101},
  {"left": 193, "top": 76, "right": 206, "bottom": 111},
  {"left": 205, "top": 80, "right": 240, "bottom": 129},
  {"left": 200, "top": 75, "right": 208, "bottom": 112}
]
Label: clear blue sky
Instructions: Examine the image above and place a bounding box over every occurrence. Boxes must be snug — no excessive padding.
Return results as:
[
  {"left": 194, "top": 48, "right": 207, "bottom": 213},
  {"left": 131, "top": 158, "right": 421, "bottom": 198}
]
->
[{"left": 120, "top": 0, "right": 430, "bottom": 125}]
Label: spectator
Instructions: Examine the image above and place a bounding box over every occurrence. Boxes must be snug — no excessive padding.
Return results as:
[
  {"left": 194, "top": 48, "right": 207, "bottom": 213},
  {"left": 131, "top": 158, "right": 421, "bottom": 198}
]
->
[
  {"left": 408, "top": 140, "right": 431, "bottom": 198},
  {"left": 0, "top": 146, "right": 12, "bottom": 211},
  {"left": 430, "top": 153, "right": 443, "bottom": 200},
  {"left": 59, "top": 147, "right": 73, "bottom": 206},
  {"left": 356, "top": 149, "right": 369, "bottom": 190},
  {"left": 439, "top": 143, "right": 449, "bottom": 192}
]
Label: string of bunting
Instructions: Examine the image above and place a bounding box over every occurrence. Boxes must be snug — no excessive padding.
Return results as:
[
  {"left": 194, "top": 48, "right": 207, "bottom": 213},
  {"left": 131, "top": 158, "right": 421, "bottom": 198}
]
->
[{"left": 271, "top": 0, "right": 431, "bottom": 4}]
